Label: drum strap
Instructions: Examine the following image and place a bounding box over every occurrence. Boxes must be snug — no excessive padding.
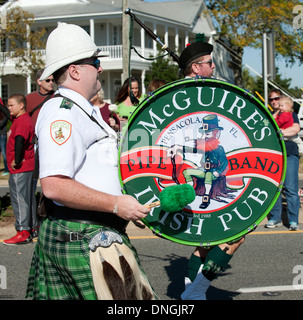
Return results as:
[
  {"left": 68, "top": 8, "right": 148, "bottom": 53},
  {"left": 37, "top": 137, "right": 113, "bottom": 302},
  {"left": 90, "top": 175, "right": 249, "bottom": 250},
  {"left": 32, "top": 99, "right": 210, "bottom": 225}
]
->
[{"left": 53, "top": 93, "right": 111, "bottom": 141}]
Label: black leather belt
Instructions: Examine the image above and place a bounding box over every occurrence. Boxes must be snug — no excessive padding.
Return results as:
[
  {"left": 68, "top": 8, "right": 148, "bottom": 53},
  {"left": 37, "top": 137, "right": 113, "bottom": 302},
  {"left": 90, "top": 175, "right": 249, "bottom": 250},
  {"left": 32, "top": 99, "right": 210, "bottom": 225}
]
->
[{"left": 49, "top": 203, "right": 128, "bottom": 234}]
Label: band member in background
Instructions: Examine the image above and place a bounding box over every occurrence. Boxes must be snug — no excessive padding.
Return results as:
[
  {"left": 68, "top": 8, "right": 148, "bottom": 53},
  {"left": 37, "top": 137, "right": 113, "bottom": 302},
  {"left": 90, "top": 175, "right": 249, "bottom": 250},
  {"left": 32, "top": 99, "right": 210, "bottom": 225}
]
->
[{"left": 177, "top": 34, "right": 244, "bottom": 300}]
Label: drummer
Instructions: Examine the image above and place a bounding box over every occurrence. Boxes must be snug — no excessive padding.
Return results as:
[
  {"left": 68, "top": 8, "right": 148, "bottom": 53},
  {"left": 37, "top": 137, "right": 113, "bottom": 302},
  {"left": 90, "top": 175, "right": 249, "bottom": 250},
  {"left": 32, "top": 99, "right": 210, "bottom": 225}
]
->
[
  {"left": 26, "top": 23, "right": 155, "bottom": 300},
  {"left": 178, "top": 34, "right": 244, "bottom": 300}
]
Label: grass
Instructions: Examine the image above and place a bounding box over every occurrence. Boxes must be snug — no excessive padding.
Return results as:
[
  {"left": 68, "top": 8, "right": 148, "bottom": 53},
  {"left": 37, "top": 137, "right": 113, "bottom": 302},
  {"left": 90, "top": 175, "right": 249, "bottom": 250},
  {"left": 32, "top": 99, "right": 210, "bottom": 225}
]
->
[{"left": 0, "top": 156, "right": 9, "bottom": 181}]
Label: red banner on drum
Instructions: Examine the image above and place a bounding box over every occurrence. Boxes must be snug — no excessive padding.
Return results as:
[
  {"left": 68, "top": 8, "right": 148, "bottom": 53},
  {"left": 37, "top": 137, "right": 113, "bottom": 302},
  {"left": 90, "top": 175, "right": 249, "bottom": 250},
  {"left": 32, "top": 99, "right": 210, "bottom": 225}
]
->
[{"left": 120, "top": 146, "right": 283, "bottom": 189}]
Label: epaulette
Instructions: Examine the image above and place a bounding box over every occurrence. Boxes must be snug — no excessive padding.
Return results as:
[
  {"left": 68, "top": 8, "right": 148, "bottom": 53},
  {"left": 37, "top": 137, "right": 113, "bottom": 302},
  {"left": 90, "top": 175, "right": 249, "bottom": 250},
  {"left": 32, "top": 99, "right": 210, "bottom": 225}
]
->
[{"left": 59, "top": 98, "right": 73, "bottom": 110}]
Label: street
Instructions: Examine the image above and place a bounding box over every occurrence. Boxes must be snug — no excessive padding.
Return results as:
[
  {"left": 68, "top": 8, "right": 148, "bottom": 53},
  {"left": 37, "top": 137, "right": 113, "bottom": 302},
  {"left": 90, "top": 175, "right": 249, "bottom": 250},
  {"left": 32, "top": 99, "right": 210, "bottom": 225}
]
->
[{"left": 0, "top": 225, "right": 302, "bottom": 301}]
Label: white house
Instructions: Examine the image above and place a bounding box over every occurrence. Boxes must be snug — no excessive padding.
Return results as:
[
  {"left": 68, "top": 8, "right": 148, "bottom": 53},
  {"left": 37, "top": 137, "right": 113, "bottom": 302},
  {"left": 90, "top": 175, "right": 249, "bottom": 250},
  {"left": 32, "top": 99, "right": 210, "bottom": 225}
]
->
[{"left": 0, "top": 0, "right": 234, "bottom": 103}]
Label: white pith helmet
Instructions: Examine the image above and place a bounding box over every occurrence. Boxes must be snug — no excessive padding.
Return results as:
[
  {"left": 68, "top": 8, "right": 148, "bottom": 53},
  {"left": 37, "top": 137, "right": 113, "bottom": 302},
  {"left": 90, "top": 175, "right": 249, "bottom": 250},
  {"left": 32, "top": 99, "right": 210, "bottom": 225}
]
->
[{"left": 40, "top": 23, "right": 108, "bottom": 80}]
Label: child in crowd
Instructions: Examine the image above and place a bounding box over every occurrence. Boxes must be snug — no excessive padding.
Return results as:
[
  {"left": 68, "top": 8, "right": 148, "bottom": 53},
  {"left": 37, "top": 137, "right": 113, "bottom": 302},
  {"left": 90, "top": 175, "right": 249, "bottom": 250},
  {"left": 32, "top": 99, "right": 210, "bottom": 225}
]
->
[
  {"left": 1, "top": 94, "right": 37, "bottom": 245},
  {"left": 273, "top": 96, "right": 303, "bottom": 155}
]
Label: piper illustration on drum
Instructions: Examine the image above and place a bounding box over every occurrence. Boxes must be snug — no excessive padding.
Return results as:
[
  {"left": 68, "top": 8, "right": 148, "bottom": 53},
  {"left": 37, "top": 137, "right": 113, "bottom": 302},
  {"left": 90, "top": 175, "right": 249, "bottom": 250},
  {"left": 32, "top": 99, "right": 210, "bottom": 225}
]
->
[
  {"left": 166, "top": 114, "right": 232, "bottom": 210},
  {"left": 119, "top": 78, "right": 286, "bottom": 246}
]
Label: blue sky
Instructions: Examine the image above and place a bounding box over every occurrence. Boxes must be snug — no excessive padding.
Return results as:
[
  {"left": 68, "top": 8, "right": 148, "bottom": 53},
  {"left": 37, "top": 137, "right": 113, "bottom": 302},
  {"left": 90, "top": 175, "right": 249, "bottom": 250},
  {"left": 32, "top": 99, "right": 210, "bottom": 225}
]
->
[
  {"left": 144, "top": 0, "right": 302, "bottom": 89},
  {"left": 243, "top": 47, "right": 302, "bottom": 89}
]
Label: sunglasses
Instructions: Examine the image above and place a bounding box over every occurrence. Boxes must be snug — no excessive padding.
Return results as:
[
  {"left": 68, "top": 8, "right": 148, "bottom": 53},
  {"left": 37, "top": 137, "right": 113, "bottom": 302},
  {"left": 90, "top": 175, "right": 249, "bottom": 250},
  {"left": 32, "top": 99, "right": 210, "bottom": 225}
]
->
[
  {"left": 195, "top": 59, "right": 213, "bottom": 67},
  {"left": 45, "top": 79, "right": 54, "bottom": 83},
  {"left": 269, "top": 97, "right": 280, "bottom": 101},
  {"left": 76, "top": 58, "right": 101, "bottom": 70}
]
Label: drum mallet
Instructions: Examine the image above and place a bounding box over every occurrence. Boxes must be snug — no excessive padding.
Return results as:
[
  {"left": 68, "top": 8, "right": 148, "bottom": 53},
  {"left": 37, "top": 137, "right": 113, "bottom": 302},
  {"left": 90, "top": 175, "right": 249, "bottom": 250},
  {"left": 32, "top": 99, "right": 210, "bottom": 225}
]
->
[{"left": 145, "top": 184, "right": 196, "bottom": 212}]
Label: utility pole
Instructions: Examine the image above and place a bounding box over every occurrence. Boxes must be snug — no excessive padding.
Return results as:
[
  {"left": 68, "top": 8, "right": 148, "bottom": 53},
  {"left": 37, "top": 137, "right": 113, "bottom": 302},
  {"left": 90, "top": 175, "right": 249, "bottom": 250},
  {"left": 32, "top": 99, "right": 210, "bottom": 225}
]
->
[
  {"left": 262, "top": 32, "right": 276, "bottom": 109},
  {"left": 122, "top": 0, "right": 129, "bottom": 83},
  {"left": 262, "top": 33, "right": 268, "bottom": 108}
]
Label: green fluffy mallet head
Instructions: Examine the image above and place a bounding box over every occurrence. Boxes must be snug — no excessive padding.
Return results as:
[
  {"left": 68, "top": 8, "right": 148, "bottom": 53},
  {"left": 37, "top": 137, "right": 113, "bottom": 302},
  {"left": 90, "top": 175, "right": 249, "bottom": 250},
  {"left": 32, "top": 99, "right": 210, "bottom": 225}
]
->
[{"left": 159, "top": 184, "right": 196, "bottom": 212}]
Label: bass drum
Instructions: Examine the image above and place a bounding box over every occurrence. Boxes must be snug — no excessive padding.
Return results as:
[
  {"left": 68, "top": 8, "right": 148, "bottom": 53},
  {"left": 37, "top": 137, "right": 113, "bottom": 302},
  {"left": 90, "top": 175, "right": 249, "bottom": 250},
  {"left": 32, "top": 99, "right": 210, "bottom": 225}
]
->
[{"left": 119, "top": 78, "right": 286, "bottom": 246}]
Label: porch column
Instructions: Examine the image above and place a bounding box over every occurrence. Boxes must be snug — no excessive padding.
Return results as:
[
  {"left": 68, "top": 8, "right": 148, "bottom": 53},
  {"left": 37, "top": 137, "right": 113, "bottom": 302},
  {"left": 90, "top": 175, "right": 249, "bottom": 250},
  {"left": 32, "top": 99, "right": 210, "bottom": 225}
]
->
[
  {"left": 153, "top": 23, "right": 157, "bottom": 57},
  {"left": 141, "top": 23, "right": 145, "bottom": 59},
  {"left": 164, "top": 25, "right": 168, "bottom": 48},
  {"left": 90, "top": 19, "right": 95, "bottom": 42},
  {"left": 27, "top": 75, "right": 31, "bottom": 94},
  {"left": 185, "top": 31, "right": 189, "bottom": 46},
  {"left": 175, "top": 28, "right": 179, "bottom": 53},
  {"left": 141, "top": 69, "right": 146, "bottom": 95}
]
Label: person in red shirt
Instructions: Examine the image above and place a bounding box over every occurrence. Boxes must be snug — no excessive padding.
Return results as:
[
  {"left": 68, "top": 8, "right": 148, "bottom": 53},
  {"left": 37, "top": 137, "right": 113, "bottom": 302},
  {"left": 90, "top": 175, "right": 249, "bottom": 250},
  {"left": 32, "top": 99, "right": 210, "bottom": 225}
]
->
[
  {"left": 1, "top": 94, "right": 37, "bottom": 245},
  {"left": 273, "top": 96, "right": 294, "bottom": 129},
  {"left": 26, "top": 70, "right": 55, "bottom": 128},
  {"left": 26, "top": 70, "right": 55, "bottom": 191},
  {"left": 272, "top": 95, "right": 303, "bottom": 154}
]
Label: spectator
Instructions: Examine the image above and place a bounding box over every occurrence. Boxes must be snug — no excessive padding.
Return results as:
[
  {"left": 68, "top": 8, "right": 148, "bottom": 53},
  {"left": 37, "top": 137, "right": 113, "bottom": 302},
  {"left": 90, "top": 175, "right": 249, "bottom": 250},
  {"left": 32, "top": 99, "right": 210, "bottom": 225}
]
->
[
  {"left": 115, "top": 77, "right": 144, "bottom": 121},
  {"left": 26, "top": 70, "right": 55, "bottom": 195},
  {"left": 268, "top": 88, "right": 282, "bottom": 113},
  {"left": 0, "top": 94, "right": 37, "bottom": 245},
  {"left": 26, "top": 69, "right": 55, "bottom": 127},
  {"left": 147, "top": 79, "right": 166, "bottom": 94},
  {"left": 273, "top": 95, "right": 303, "bottom": 154},
  {"left": 266, "top": 93, "right": 301, "bottom": 230},
  {"left": 90, "top": 89, "right": 120, "bottom": 132}
]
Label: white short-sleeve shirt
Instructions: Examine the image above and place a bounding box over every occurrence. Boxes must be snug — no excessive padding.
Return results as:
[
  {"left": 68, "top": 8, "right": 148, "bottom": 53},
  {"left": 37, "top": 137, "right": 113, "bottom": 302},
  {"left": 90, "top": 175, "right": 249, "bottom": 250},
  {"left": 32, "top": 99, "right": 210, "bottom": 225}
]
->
[{"left": 36, "top": 87, "right": 122, "bottom": 196}]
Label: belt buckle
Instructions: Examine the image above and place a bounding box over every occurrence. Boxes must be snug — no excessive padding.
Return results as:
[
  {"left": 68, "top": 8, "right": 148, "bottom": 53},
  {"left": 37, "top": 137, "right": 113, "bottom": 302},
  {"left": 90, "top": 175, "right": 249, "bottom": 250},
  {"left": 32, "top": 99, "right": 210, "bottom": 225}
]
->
[{"left": 70, "top": 232, "right": 79, "bottom": 242}]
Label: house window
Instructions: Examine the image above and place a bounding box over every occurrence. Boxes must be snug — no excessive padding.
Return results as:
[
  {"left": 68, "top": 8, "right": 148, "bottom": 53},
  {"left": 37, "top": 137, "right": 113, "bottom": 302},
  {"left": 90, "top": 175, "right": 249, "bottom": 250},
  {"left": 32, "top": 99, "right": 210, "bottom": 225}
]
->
[
  {"left": 114, "top": 79, "right": 121, "bottom": 98},
  {"left": 146, "top": 37, "right": 153, "bottom": 49},
  {"left": 113, "top": 26, "right": 118, "bottom": 45},
  {"left": 1, "top": 84, "right": 8, "bottom": 105}
]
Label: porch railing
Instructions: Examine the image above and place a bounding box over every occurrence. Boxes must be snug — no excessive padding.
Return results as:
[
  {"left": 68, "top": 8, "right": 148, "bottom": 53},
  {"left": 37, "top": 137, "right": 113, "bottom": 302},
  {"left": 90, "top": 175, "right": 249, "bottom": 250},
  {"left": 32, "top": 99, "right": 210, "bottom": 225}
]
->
[{"left": 0, "top": 45, "right": 157, "bottom": 64}]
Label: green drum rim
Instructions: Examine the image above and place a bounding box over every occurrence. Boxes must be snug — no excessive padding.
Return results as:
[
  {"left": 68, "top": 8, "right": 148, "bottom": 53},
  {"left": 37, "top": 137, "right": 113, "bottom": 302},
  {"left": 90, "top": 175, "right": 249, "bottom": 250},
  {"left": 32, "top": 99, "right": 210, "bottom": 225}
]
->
[{"left": 118, "top": 78, "right": 287, "bottom": 246}]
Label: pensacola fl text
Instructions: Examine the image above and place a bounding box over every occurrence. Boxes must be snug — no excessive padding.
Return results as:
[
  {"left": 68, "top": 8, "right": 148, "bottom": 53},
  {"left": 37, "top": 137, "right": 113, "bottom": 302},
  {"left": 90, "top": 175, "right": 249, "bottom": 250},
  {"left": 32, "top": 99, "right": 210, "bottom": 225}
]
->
[{"left": 107, "top": 304, "right": 195, "bottom": 317}]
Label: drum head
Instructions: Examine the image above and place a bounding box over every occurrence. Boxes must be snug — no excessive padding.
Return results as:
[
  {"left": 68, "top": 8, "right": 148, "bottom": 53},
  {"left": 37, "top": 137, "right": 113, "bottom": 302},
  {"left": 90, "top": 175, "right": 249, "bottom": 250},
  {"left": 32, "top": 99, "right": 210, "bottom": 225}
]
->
[{"left": 119, "top": 78, "right": 286, "bottom": 246}]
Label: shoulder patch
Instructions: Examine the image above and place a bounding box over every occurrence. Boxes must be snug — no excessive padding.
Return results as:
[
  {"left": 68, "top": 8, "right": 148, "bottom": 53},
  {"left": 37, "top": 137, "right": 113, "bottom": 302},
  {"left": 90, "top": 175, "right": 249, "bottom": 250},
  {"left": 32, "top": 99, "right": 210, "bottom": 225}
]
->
[
  {"left": 50, "top": 120, "right": 72, "bottom": 145},
  {"left": 60, "top": 98, "right": 73, "bottom": 110}
]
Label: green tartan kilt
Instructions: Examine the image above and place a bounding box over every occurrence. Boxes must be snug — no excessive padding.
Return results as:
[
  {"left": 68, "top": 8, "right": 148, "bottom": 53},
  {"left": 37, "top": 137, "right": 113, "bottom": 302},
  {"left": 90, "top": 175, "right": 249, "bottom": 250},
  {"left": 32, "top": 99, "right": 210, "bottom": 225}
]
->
[{"left": 26, "top": 217, "right": 145, "bottom": 300}]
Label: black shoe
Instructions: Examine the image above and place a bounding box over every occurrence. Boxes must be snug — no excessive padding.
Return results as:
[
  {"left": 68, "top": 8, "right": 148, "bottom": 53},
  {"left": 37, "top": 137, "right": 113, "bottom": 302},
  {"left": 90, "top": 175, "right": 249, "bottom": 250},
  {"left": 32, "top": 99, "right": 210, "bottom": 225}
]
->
[
  {"left": 31, "top": 227, "right": 39, "bottom": 239},
  {"left": 199, "top": 195, "right": 210, "bottom": 209}
]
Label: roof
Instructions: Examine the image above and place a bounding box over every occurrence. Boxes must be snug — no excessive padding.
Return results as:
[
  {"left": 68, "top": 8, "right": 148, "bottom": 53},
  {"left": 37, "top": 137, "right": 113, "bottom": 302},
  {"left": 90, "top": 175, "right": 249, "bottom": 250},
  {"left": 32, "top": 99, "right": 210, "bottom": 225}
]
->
[{"left": 0, "top": 0, "right": 215, "bottom": 33}]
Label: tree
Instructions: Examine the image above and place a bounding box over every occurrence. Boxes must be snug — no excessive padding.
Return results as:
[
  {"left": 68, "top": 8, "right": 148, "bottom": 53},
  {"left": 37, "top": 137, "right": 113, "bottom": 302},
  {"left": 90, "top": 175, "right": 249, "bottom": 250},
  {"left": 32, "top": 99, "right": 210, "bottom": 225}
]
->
[
  {"left": 0, "top": 5, "right": 46, "bottom": 76},
  {"left": 144, "top": 49, "right": 179, "bottom": 89},
  {"left": 205, "top": 0, "right": 303, "bottom": 86}
]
